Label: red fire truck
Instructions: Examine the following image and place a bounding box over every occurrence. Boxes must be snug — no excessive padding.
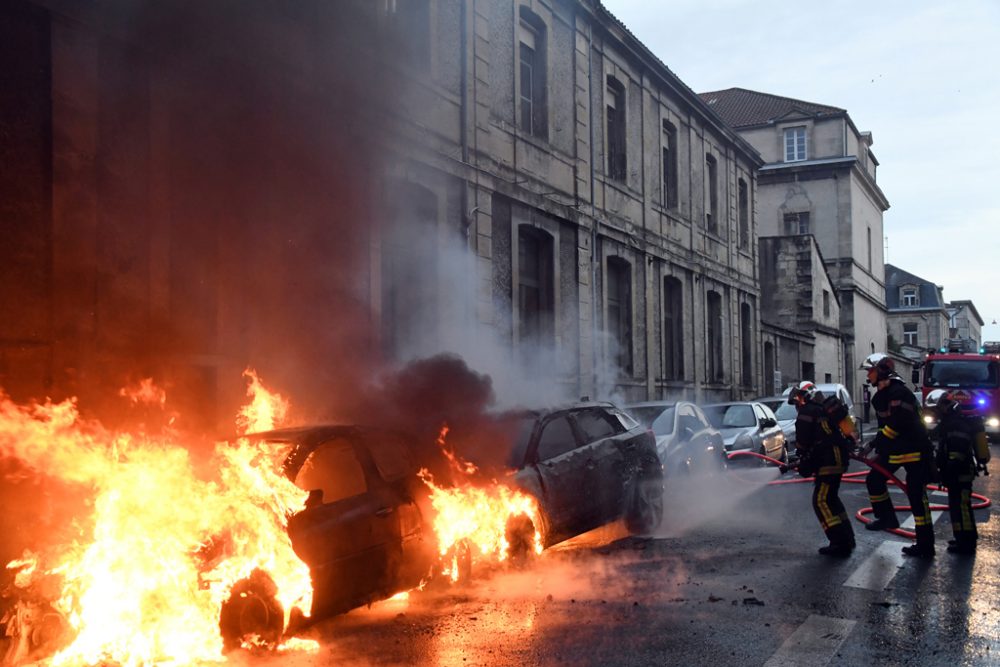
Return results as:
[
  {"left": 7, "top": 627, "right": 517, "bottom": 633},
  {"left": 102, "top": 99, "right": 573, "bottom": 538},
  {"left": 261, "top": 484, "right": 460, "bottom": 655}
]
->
[{"left": 916, "top": 346, "right": 1000, "bottom": 441}]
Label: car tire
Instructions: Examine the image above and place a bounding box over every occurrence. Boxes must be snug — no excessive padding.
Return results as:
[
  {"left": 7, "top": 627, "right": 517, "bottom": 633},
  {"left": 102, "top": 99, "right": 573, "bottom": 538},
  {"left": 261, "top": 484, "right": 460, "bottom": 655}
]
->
[
  {"left": 219, "top": 568, "right": 285, "bottom": 653},
  {"left": 505, "top": 511, "right": 545, "bottom": 565},
  {"left": 625, "top": 477, "right": 664, "bottom": 535}
]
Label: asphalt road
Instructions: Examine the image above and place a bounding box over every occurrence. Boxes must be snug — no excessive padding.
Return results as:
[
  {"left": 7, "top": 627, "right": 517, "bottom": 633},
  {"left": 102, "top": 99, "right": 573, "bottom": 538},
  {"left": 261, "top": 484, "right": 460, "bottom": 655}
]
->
[{"left": 252, "top": 452, "right": 1000, "bottom": 667}]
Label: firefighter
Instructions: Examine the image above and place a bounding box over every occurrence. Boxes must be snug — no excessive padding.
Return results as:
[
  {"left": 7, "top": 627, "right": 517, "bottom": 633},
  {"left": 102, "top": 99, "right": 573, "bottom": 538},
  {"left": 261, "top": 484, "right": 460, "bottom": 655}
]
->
[
  {"left": 788, "top": 381, "right": 856, "bottom": 557},
  {"left": 859, "top": 354, "right": 937, "bottom": 558},
  {"left": 926, "top": 389, "right": 991, "bottom": 554}
]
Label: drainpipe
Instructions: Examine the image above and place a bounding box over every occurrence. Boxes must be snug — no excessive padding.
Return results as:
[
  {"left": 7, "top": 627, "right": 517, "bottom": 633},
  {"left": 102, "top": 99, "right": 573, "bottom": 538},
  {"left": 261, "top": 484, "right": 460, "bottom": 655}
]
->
[{"left": 588, "top": 20, "right": 599, "bottom": 396}]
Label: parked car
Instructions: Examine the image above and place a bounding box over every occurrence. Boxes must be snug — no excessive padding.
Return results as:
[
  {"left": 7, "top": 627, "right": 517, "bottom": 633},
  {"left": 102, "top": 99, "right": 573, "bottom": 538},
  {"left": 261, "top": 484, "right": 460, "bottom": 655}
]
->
[
  {"left": 502, "top": 401, "right": 664, "bottom": 548},
  {"left": 782, "top": 383, "right": 857, "bottom": 425},
  {"left": 701, "top": 402, "right": 787, "bottom": 465},
  {"left": 624, "top": 401, "right": 727, "bottom": 476},
  {"left": 755, "top": 395, "right": 799, "bottom": 447}
]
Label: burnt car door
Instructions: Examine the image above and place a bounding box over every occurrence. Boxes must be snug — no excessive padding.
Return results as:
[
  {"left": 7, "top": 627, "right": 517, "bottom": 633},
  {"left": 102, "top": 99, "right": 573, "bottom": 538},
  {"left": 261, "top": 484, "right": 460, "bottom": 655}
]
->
[
  {"left": 364, "top": 431, "right": 436, "bottom": 591},
  {"left": 285, "top": 435, "right": 402, "bottom": 618},
  {"left": 569, "top": 407, "right": 630, "bottom": 527},
  {"left": 517, "top": 413, "right": 598, "bottom": 545}
]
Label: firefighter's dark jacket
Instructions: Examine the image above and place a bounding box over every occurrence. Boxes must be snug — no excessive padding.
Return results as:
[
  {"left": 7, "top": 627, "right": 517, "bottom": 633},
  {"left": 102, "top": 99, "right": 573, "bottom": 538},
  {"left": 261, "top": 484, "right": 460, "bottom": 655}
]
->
[
  {"left": 871, "top": 379, "right": 929, "bottom": 455},
  {"left": 936, "top": 411, "right": 991, "bottom": 470},
  {"left": 794, "top": 400, "right": 828, "bottom": 451}
]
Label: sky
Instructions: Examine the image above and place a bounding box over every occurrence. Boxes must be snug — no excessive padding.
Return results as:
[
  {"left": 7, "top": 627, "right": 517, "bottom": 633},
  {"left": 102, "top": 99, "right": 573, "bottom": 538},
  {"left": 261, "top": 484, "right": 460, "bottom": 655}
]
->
[{"left": 603, "top": 0, "right": 1000, "bottom": 344}]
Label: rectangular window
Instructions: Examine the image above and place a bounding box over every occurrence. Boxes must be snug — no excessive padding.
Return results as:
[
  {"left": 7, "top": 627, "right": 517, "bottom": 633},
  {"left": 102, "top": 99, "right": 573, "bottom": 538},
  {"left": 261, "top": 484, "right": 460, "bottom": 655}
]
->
[
  {"left": 663, "top": 276, "right": 684, "bottom": 380},
  {"left": 738, "top": 179, "right": 749, "bottom": 250},
  {"left": 740, "top": 303, "right": 752, "bottom": 388},
  {"left": 607, "top": 257, "right": 633, "bottom": 374},
  {"left": 707, "top": 290, "right": 723, "bottom": 383},
  {"left": 705, "top": 154, "right": 718, "bottom": 234},
  {"left": 902, "top": 288, "right": 918, "bottom": 307},
  {"left": 784, "top": 212, "right": 810, "bottom": 235},
  {"left": 661, "top": 121, "right": 678, "bottom": 208},
  {"left": 518, "top": 226, "right": 554, "bottom": 346},
  {"left": 867, "top": 226, "right": 873, "bottom": 270},
  {"left": 606, "top": 77, "right": 627, "bottom": 182},
  {"left": 784, "top": 126, "right": 806, "bottom": 162},
  {"left": 822, "top": 290, "right": 831, "bottom": 318},
  {"left": 903, "top": 323, "right": 918, "bottom": 346},
  {"left": 517, "top": 13, "right": 547, "bottom": 139}
]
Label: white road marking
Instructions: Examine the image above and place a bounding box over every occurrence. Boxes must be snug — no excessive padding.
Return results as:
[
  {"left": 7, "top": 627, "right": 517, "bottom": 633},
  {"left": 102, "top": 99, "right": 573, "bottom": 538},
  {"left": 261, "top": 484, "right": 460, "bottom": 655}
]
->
[
  {"left": 763, "top": 615, "right": 856, "bottom": 667},
  {"left": 842, "top": 542, "right": 906, "bottom": 591},
  {"left": 897, "top": 489, "right": 946, "bottom": 530}
]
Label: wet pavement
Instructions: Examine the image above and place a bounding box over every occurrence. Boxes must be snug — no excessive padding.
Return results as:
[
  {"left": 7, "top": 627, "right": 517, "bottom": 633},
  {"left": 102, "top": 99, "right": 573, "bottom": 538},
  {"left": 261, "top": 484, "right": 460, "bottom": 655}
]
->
[{"left": 246, "top": 456, "right": 1000, "bottom": 667}]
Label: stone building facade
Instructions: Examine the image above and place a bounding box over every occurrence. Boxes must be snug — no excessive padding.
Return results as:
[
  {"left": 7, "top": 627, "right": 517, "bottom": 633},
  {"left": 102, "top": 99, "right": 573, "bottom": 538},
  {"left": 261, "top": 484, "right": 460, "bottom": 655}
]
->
[
  {"left": 390, "top": 1, "right": 765, "bottom": 404},
  {"left": 0, "top": 0, "right": 765, "bottom": 424},
  {"left": 759, "top": 235, "right": 842, "bottom": 393},
  {"left": 699, "top": 88, "right": 890, "bottom": 399}
]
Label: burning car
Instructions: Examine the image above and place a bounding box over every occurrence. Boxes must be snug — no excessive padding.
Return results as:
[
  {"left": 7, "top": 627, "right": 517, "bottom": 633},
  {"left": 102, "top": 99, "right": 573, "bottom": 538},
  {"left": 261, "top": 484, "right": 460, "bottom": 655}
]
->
[
  {"left": 500, "top": 401, "right": 664, "bottom": 550},
  {"left": 219, "top": 425, "right": 441, "bottom": 648}
]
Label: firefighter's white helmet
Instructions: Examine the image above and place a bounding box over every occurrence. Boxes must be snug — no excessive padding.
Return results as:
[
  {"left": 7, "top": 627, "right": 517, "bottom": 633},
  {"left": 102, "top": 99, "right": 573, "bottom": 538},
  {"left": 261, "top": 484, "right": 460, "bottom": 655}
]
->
[
  {"left": 787, "top": 380, "right": 818, "bottom": 405},
  {"left": 859, "top": 353, "right": 888, "bottom": 371}
]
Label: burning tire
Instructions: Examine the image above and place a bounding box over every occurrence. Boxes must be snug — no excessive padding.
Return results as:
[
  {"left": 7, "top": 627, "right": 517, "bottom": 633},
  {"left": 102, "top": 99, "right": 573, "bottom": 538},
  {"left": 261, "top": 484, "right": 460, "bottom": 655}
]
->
[
  {"left": 505, "top": 512, "right": 541, "bottom": 565},
  {"left": 625, "top": 477, "right": 664, "bottom": 535},
  {"left": 219, "top": 568, "right": 285, "bottom": 653}
]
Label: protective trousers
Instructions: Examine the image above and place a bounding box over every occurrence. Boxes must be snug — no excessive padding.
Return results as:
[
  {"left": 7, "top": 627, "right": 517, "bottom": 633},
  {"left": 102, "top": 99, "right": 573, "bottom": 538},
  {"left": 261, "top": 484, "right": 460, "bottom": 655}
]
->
[
  {"left": 813, "top": 445, "right": 854, "bottom": 547},
  {"left": 943, "top": 460, "right": 977, "bottom": 546},
  {"left": 866, "top": 451, "right": 935, "bottom": 549}
]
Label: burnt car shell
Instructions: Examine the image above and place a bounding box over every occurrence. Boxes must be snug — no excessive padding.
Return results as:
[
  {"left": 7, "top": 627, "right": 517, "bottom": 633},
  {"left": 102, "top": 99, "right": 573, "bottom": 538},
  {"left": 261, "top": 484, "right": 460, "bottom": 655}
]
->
[
  {"left": 501, "top": 402, "right": 663, "bottom": 547},
  {"left": 254, "top": 425, "right": 437, "bottom": 620}
]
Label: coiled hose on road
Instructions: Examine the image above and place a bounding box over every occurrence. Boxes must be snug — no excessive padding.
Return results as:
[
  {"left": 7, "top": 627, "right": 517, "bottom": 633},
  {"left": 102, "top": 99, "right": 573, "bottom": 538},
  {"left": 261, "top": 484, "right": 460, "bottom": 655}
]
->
[{"left": 726, "top": 450, "right": 992, "bottom": 540}]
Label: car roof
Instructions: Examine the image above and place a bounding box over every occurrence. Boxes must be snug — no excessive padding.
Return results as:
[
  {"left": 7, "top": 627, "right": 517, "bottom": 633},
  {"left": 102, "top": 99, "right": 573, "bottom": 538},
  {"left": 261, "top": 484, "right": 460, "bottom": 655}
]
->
[
  {"left": 501, "top": 400, "right": 619, "bottom": 418},
  {"left": 702, "top": 401, "right": 758, "bottom": 407},
  {"left": 624, "top": 400, "right": 686, "bottom": 408}
]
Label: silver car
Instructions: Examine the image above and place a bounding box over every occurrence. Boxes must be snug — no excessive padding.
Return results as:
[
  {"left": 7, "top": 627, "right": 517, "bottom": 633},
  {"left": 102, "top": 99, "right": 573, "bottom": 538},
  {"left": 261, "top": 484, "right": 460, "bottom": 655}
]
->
[
  {"left": 755, "top": 396, "right": 798, "bottom": 447},
  {"left": 624, "top": 401, "right": 727, "bottom": 476},
  {"left": 701, "top": 402, "right": 787, "bottom": 465}
]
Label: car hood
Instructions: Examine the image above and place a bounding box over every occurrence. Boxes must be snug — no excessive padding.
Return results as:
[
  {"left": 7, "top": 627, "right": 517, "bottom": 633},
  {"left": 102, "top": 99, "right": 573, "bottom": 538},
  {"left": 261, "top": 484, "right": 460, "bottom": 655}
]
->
[{"left": 719, "top": 427, "right": 753, "bottom": 447}]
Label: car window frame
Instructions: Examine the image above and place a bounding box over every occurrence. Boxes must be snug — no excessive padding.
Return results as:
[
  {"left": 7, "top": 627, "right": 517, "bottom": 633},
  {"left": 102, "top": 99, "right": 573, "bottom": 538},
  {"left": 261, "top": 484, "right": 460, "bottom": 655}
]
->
[
  {"left": 293, "top": 436, "right": 370, "bottom": 506},
  {"left": 533, "top": 413, "right": 581, "bottom": 463},
  {"left": 572, "top": 407, "right": 620, "bottom": 443}
]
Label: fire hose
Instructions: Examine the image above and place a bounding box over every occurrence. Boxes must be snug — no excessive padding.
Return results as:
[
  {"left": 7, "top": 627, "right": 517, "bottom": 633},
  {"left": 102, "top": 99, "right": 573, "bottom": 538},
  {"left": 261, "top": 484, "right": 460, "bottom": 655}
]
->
[{"left": 726, "top": 450, "right": 992, "bottom": 540}]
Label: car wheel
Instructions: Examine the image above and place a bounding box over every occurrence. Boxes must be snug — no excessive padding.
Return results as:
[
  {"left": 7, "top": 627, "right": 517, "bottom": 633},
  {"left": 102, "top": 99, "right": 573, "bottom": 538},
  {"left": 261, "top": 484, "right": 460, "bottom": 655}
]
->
[
  {"left": 625, "top": 477, "right": 664, "bottom": 535},
  {"left": 219, "top": 568, "right": 285, "bottom": 653},
  {"left": 505, "top": 511, "right": 544, "bottom": 565}
]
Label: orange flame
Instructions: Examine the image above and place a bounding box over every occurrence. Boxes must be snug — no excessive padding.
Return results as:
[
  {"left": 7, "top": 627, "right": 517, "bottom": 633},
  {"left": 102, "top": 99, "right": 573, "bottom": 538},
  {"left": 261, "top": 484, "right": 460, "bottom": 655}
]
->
[
  {"left": 418, "top": 425, "right": 543, "bottom": 581},
  {"left": 0, "top": 373, "right": 313, "bottom": 665}
]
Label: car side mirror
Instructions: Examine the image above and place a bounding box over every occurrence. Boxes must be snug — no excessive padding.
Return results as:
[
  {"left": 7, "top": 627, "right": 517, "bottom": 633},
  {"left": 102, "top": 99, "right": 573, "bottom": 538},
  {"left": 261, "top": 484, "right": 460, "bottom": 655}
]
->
[
  {"left": 761, "top": 417, "right": 777, "bottom": 428},
  {"left": 911, "top": 369, "right": 920, "bottom": 385}
]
